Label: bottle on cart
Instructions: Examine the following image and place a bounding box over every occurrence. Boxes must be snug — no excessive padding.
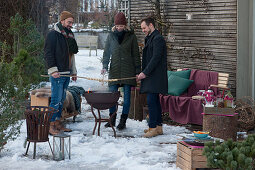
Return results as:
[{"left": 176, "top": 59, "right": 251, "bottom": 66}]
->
[{"left": 224, "top": 90, "right": 234, "bottom": 108}]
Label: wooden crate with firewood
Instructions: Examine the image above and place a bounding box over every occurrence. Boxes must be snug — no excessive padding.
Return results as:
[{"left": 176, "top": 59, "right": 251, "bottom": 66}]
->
[{"left": 176, "top": 141, "right": 208, "bottom": 170}]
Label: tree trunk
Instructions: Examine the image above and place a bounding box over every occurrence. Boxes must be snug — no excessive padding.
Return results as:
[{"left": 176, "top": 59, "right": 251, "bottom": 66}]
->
[{"left": 203, "top": 114, "right": 238, "bottom": 141}]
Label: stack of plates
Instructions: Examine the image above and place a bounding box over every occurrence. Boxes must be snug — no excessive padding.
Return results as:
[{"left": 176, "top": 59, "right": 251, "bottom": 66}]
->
[{"left": 182, "top": 134, "right": 213, "bottom": 146}]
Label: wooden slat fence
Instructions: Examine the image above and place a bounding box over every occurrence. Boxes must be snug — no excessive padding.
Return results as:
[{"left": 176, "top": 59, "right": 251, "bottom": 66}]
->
[{"left": 130, "top": 0, "right": 237, "bottom": 96}]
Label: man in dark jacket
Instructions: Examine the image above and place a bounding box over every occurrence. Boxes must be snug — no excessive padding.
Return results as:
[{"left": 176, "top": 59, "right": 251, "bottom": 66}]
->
[
  {"left": 101, "top": 12, "right": 141, "bottom": 130},
  {"left": 44, "top": 11, "right": 78, "bottom": 135},
  {"left": 137, "top": 17, "right": 168, "bottom": 138}
]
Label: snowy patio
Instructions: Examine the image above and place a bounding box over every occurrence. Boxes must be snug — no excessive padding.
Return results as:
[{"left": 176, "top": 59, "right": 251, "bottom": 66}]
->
[{"left": 0, "top": 49, "right": 190, "bottom": 170}]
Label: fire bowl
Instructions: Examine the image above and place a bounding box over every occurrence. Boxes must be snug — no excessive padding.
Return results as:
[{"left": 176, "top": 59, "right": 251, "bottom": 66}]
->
[{"left": 83, "top": 91, "right": 120, "bottom": 110}]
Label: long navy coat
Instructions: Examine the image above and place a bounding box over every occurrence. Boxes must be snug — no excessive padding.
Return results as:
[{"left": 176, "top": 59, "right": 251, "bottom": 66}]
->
[{"left": 140, "top": 30, "right": 168, "bottom": 94}]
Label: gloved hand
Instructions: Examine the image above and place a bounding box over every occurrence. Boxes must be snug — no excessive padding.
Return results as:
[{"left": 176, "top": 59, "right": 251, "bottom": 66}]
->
[{"left": 101, "top": 69, "right": 107, "bottom": 75}]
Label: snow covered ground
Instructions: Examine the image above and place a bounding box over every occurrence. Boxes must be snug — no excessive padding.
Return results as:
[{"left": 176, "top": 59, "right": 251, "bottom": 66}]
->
[{"left": 0, "top": 49, "right": 191, "bottom": 170}]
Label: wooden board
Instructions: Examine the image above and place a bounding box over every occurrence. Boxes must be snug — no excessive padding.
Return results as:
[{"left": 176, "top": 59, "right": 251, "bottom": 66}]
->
[{"left": 203, "top": 107, "right": 235, "bottom": 115}]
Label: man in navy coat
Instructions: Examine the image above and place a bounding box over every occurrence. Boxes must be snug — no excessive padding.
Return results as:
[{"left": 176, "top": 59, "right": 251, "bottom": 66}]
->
[{"left": 137, "top": 17, "right": 168, "bottom": 138}]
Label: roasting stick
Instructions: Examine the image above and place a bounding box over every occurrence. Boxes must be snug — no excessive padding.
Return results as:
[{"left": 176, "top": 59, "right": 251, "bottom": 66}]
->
[
  {"left": 101, "top": 74, "right": 105, "bottom": 85},
  {"left": 41, "top": 75, "right": 137, "bottom": 82}
]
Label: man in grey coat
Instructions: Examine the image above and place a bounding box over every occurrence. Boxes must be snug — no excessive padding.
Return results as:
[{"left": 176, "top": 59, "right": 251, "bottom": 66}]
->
[{"left": 137, "top": 17, "right": 168, "bottom": 138}]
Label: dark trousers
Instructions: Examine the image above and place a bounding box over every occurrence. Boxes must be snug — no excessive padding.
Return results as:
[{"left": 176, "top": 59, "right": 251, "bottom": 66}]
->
[{"left": 147, "top": 93, "right": 162, "bottom": 128}]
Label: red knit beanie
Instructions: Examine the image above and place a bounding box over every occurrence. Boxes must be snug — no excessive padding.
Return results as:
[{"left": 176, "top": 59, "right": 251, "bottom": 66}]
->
[
  {"left": 114, "top": 12, "right": 127, "bottom": 25},
  {"left": 60, "top": 11, "right": 74, "bottom": 21}
]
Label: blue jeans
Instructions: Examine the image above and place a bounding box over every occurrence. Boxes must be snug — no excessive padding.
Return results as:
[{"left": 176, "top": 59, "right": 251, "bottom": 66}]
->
[
  {"left": 49, "top": 76, "right": 70, "bottom": 122},
  {"left": 109, "top": 84, "right": 131, "bottom": 115},
  {"left": 147, "top": 93, "right": 162, "bottom": 128}
]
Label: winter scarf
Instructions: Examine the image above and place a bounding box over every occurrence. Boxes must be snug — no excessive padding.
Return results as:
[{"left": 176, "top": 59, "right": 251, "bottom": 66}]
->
[
  {"left": 57, "top": 22, "right": 78, "bottom": 55},
  {"left": 113, "top": 30, "right": 126, "bottom": 44}
]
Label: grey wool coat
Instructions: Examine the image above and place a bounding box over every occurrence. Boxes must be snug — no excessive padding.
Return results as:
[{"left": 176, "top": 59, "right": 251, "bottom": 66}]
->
[
  {"left": 140, "top": 29, "right": 168, "bottom": 94},
  {"left": 102, "top": 27, "right": 141, "bottom": 86}
]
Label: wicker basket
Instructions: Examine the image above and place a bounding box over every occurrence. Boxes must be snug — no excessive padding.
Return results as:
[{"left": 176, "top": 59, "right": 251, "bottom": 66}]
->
[{"left": 235, "top": 97, "right": 255, "bottom": 131}]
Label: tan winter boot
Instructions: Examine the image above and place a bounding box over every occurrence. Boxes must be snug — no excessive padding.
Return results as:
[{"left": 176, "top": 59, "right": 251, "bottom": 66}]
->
[
  {"left": 144, "top": 126, "right": 163, "bottom": 135},
  {"left": 156, "top": 126, "right": 163, "bottom": 135},
  {"left": 144, "top": 128, "right": 152, "bottom": 133},
  {"left": 49, "top": 122, "right": 60, "bottom": 135},
  {"left": 55, "top": 120, "right": 72, "bottom": 132},
  {"left": 144, "top": 128, "right": 159, "bottom": 138}
]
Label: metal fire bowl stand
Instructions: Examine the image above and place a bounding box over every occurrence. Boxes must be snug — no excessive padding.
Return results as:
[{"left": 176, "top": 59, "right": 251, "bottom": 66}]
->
[{"left": 83, "top": 91, "right": 120, "bottom": 138}]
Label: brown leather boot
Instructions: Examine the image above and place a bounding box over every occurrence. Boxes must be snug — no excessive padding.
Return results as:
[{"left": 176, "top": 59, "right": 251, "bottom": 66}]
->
[
  {"left": 144, "top": 126, "right": 163, "bottom": 135},
  {"left": 49, "top": 122, "right": 60, "bottom": 135},
  {"left": 144, "top": 128, "right": 159, "bottom": 138},
  {"left": 55, "top": 120, "right": 72, "bottom": 132}
]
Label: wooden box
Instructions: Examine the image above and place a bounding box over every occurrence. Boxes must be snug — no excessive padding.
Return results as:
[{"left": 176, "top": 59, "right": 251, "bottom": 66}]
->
[
  {"left": 30, "top": 95, "right": 49, "bottom": 107},
  {"left": 143, "top": 106, "right": 149, "bottom": 120},
  {"left": 176, "top": 141, "right": 207, "bottom": 170},
  {"left": 128, "top": 87, "right": 147, "bottom": 121}
]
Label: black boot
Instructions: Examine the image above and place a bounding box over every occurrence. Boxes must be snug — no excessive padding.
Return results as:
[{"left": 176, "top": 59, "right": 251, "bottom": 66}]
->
[
  {"left": 105, "top": 113, "right": 117, "bottom": 128},
  {"left": 117, "top": 114, "right": 128, "bottom": 130}
]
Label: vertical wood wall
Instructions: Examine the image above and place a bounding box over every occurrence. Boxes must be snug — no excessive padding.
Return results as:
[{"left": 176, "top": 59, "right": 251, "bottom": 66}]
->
[
  {"left": 130, "top": 0, "right": 237, "bottom": 96},
  {"left": 130, "top": 0, "right": 154, "bottom": 42}
]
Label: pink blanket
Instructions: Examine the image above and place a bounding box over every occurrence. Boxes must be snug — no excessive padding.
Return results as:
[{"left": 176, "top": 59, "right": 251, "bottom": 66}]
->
[{"left": 160, "top": 69, "right": 218, "bottom": 125}]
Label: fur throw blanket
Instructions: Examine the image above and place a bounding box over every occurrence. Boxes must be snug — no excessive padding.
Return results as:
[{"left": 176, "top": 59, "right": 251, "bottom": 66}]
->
[{"left": 31, "top": 87, "right": 51, "bottom": 98}]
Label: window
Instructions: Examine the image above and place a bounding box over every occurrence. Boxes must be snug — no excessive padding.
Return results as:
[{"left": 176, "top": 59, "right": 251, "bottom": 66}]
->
[{"left": 118, "top": 0, "right": 130, "bottom": 26}]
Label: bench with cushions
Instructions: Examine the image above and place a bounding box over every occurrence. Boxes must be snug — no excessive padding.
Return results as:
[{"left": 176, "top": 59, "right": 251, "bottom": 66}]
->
[{"left": 159, "top": 69, "right": 229, "bottom": 125}]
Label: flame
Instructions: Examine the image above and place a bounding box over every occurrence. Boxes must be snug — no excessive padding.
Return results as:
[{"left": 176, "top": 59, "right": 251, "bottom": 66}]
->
[{"left": 87, "top": 88, "right": 90, "bottom": 93}]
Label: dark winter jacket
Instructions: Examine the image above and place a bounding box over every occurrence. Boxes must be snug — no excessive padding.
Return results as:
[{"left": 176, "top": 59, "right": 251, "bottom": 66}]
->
[
  {"left": 44, "top": 24, "right": 77, "bottom": 75},
  {"left": 140, "top": 29, "right": 168, "bottom": 94},
  {"left": 103, "top": 26, "right": 141, "bottom": 86}
]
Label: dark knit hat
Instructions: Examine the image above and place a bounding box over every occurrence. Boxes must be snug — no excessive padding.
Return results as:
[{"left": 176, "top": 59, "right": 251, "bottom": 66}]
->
[
  {"left": 60, "top": 11, "right": 74, "bottom": 21},
  {"left": 114, "top": 12, "right": 127, "bottom": 25}
]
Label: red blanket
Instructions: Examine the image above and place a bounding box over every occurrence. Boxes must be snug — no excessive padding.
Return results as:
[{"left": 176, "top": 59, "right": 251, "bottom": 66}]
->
[{"left": 160, "top": 69, "right": 218, "bottom": 125}]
